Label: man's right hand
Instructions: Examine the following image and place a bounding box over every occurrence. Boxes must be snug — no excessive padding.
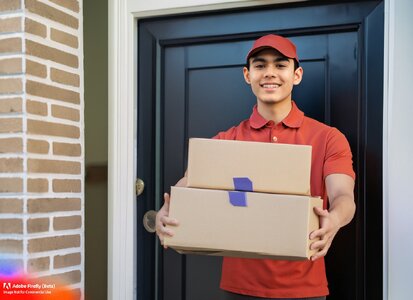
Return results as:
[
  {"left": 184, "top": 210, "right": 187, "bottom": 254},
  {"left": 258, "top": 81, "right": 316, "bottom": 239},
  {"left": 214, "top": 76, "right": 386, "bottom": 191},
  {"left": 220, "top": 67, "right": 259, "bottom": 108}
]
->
[{"left": 156, "top": 192, "right": 179, "bottom": 248}]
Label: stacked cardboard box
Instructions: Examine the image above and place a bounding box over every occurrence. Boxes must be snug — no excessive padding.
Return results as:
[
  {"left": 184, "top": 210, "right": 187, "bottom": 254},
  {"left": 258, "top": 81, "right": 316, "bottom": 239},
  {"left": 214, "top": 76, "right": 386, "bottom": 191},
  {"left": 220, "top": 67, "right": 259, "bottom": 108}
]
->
[{"left": 164, "top": 138, "right": 323, "bottom": 260}]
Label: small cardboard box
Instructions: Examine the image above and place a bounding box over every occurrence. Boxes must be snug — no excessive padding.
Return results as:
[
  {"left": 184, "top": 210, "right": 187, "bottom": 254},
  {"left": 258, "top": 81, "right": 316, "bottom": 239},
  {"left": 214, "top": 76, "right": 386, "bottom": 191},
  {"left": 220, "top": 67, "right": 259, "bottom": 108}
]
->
[
  {"left": 187, "top": 138, "right": 312, "bottom": 195},
  {"left": 164, "top": 187, "right": 322, "bottom": 260}
]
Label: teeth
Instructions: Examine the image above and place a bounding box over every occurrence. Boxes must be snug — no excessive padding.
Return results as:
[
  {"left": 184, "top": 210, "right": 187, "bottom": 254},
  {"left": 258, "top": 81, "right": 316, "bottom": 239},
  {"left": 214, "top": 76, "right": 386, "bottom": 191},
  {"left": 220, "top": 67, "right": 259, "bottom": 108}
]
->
[{"left": 262, "top": 84, "right": 279, "bottom": 88}]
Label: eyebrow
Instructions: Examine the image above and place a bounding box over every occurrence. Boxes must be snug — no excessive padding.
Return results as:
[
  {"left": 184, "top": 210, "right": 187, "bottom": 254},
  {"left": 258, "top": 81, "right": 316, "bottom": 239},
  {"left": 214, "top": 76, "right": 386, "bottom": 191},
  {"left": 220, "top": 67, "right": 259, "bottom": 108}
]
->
[{"left": 251, "top": 57, "right": 290, "bottom": 64}]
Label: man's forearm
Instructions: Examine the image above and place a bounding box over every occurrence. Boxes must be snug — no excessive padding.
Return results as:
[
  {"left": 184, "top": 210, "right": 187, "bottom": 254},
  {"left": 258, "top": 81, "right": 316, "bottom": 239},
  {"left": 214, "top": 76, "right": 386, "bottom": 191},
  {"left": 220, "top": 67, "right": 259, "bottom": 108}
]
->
[{"left": 329, "top": 195, "right": 356, "bottom": 228}]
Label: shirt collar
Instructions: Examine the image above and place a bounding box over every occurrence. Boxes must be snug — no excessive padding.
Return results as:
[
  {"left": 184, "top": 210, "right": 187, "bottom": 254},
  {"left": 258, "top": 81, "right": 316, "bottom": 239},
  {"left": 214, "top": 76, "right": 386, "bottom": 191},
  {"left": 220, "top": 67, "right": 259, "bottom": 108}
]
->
[{"left": 249, "top": 101, "right": 304, "bottom": 129}]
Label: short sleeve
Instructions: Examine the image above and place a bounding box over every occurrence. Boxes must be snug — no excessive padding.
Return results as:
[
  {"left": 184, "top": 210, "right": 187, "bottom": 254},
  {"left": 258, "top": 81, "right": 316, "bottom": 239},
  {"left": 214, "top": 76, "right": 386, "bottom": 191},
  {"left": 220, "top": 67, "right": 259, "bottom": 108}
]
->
[
  {"left": 212, "top": 126, "right": 237, "bottom": 140},
  {"left": 323, "top": 128, "right": 356, "bottom": 180}
]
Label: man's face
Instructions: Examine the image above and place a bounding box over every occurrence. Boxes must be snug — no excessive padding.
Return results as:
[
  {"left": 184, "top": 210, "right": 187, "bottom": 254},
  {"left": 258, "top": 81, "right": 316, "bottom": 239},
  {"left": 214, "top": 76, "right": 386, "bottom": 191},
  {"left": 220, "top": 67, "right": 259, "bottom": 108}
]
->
[{"left": 243, "top": 48, "right": 303, "bottom": 105}]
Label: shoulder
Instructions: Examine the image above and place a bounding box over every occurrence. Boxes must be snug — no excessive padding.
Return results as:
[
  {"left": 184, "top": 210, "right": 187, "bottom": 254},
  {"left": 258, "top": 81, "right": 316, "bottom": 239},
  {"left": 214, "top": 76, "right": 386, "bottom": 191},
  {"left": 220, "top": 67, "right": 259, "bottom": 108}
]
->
[
  {"left": 302, "top": 116, "right": 346, "bottom": 140},
  {"left": 213, "top": 119, "right": 249, "bottom": 140},
  {"left": 302, "top": 116, "right": 331, "bottom": 132}
]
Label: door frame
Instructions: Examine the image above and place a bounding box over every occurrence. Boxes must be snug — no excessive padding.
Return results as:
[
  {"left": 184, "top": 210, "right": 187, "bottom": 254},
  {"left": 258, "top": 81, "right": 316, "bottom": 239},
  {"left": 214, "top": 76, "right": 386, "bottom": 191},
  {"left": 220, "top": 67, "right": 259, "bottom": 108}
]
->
[{"left": 108, "top": 0, "right": 398, "bottom": 299}]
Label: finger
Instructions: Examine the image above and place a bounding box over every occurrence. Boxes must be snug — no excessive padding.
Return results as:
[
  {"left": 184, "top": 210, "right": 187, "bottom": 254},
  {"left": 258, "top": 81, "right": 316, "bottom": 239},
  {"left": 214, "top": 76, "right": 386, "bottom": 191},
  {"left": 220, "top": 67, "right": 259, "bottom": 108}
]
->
[
  {"left": 162, "top": 227, "right": 175, "bottom": 237},
  {"left": 160, "top": 216, "right": 179, "bottom": 226},
  {"left": 311, "top": 239, "right": 333, "bottom": 261},
  {"left": 156, "top": 227, "right": 174, "bottom": 250},
  {"left": 156, "top": 222, "right": 174, "bottom": 235},
  {"left": 311, "top": 244, "right": 330, "bottom": 261},
  {"left": 310, "top": 228, "right": 326, "bottom": 240},
  {"left": 310, "top": 239, "right": 327, "bottom": 251},
  {"left": 159, "top": 236, "right": 169, "bottom": 249},
  {"left": 164, "top": 193, "right": 171, "bottom": 207},
  {"left": 314, "top": 206, "right": 329, "bottom": 217},
  {"left": 155, "top": 223, "right": 164, "bottom": 234},
  {"left": 311, "top": 244, "right": 327, "bottom": 260},
  {"left": 311, "top": 250, "right": 326, "bottom": 261}
]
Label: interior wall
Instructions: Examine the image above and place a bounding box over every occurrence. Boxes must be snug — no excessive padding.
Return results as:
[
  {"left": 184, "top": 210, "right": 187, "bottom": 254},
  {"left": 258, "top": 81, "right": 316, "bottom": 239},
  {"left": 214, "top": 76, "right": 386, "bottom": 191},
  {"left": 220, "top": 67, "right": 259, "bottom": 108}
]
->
[{"left": 84, "top": 0, "right": 108, "bottom": 299}]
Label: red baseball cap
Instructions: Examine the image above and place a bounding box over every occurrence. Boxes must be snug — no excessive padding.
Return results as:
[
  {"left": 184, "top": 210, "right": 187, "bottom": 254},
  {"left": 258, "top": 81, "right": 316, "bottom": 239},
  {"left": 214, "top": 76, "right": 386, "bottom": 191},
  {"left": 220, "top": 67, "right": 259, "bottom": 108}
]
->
[{"left": 246, "top": 34, "right": 299, "bottom": 62}]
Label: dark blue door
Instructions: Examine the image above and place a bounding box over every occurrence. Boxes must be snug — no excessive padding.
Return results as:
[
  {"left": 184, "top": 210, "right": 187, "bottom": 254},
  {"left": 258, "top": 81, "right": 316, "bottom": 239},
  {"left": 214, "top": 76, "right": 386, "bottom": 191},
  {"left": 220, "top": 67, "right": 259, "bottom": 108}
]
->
[{"left": 137, "top": 2, "right": 383, "bottom": 299}]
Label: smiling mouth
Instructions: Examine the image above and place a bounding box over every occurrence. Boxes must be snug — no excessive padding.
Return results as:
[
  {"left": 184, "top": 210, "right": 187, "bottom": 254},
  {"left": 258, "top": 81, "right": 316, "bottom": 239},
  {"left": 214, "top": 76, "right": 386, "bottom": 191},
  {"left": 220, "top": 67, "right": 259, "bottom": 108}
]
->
[{"left": 261, "top": 84, "right": 280, "bottom": 88}]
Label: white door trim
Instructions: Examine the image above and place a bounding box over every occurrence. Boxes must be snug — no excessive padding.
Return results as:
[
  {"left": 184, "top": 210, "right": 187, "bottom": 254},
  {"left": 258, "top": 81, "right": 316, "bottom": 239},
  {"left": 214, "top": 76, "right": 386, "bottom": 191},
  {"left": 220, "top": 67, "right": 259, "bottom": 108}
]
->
[
  {"left": 108, "top": 0, "right": 137, "bottom": 299},
  {"left": 382, "top": 1, "right": 413, "bottom": 299}
]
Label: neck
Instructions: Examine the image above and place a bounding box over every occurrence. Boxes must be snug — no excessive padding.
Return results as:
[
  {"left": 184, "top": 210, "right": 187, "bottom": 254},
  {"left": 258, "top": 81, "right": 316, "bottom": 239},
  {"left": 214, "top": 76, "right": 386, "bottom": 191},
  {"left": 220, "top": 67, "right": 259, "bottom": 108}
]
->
[{"left": 257, "top": 100, "right": 293, "bottom": 124}]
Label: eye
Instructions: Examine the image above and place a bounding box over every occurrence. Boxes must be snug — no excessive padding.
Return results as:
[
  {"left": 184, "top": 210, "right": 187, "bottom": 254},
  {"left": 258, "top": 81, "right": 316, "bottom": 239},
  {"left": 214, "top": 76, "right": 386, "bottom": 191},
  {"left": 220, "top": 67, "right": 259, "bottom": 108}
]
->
[
  {"left": 254, "top": 64, "right": 265, "bottom": 69},
  {"left": 276, "top": 64, "right": 287, "bottom": 68}
]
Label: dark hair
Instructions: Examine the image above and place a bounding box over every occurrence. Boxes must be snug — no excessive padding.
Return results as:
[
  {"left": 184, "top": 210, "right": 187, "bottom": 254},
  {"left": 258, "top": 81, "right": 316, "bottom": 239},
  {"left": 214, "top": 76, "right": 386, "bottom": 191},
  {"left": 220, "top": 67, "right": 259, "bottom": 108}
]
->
[{"left": 245, "top": 51, "right": 300, "bottom": 71}]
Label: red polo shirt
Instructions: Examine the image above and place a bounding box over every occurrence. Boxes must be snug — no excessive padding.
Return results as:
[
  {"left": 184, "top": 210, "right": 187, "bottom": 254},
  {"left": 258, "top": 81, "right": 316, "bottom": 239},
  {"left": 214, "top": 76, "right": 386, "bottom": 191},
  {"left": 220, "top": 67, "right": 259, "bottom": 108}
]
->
[{"left": 215, "top": 101, "right": 355, "bottom": 298}]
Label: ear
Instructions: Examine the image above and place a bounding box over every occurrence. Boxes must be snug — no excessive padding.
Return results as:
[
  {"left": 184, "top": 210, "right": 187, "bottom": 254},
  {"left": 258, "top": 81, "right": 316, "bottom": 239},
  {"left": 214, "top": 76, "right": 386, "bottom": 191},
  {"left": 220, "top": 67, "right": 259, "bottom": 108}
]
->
[
  {"left": 293, "top": 66, "right": 303, "bottom": 86},
  {"left": 243, "top": 67, "right": 251, "bottom": 84}
]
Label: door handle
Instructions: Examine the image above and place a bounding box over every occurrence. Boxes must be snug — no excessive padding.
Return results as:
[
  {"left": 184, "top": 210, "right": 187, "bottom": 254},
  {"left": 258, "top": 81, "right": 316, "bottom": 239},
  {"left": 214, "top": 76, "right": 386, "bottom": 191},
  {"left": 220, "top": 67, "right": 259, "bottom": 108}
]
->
[
  {"left": 143, "top": 210, "right": 157, "bottom": 233},
  {"left": 136, "top": 178, "right": 145, "bottom": 196}
]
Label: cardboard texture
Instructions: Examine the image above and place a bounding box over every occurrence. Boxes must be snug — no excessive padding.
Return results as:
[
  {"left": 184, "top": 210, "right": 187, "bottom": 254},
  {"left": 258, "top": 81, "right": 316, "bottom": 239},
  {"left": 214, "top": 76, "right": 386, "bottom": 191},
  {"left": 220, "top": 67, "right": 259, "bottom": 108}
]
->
[
  {"left": 164, "top": 187, "right": 322, "bottom": 260},
  {"left": 187, "top": 138, "right": 312, "bottom": 195}
]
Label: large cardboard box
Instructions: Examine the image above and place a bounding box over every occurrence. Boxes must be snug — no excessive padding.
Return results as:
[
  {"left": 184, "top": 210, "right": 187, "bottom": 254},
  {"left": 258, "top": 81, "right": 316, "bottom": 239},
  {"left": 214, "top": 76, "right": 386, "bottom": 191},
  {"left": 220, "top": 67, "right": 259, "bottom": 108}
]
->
[
  {"left": 164, "top": 187, "right": 323, "bottom": 260},
  {"left": 187, "top": 138, "right": 312, "bottom": 195}
]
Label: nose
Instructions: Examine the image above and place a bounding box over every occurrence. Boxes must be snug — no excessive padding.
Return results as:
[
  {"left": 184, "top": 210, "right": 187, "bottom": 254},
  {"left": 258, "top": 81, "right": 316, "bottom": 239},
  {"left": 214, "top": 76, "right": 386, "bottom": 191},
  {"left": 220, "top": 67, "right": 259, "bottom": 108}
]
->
[{"left": 264, "top": 65, "right": 277, "bottom": 78}]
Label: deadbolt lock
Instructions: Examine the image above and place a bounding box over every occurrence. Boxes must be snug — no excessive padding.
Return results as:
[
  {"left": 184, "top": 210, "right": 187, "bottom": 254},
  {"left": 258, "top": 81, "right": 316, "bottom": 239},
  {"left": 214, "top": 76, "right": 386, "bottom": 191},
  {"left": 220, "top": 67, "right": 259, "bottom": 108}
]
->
[{"left": 136, "top": 178, "right": 145, "bottom": 196}]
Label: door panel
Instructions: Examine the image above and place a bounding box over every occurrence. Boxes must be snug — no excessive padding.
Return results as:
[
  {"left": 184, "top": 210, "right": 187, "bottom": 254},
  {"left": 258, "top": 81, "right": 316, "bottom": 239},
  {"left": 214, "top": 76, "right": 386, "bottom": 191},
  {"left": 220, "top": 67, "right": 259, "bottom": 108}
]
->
[
  {"left": 137, "top": 2, "right": 383, "bottom": 300},
  {"left": 163, "top": 32, "right": 357, "bottom": 300},
  {"left": 188, "top": 66, "right": 254, "bottom": 138},
  {"left": 293, "top": 60, "right": 327, "bottom": 122}
]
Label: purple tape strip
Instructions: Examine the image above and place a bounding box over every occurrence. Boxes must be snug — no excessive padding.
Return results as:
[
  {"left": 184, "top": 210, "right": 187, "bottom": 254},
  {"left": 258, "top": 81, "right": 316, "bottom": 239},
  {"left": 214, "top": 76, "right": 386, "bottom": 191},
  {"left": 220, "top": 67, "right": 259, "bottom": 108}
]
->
[
  {"left": 228, "top": 191, "right": 247, "bottom": 207},
  {"left": 233, "top": 177, "right": 253, "bottom": 192}
]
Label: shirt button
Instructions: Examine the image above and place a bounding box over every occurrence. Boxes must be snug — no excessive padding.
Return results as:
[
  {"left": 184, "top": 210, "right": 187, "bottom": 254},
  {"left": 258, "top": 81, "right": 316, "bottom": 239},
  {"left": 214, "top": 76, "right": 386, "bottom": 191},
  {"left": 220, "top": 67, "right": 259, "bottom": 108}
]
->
[{"left": 272, "top": 136, "right": 278, "bottom": 142}]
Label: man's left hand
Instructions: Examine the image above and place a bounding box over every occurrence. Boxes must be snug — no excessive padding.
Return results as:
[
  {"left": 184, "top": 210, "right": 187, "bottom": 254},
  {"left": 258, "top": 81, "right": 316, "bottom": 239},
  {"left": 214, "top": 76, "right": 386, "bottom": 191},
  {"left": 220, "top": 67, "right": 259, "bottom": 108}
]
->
[{"left": 309, "top": 207, "right": 341, "bottom": 261}]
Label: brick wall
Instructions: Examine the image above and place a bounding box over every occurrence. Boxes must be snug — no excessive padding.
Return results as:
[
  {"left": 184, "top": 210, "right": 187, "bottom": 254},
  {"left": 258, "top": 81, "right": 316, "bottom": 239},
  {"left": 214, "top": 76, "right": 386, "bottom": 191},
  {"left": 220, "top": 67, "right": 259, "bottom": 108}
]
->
[{"left": 0, "top": 0, "right": 83, "bottom": 297}]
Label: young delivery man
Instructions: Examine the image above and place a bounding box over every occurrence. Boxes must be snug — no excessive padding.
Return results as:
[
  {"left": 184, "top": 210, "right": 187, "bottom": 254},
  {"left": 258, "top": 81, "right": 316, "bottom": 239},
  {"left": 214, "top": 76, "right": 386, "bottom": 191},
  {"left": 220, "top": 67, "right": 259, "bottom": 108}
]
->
[{"left": 156, "top": 34, "right": 356, "bottom": 300}]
